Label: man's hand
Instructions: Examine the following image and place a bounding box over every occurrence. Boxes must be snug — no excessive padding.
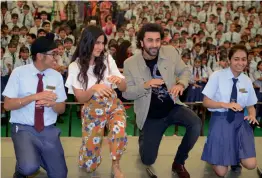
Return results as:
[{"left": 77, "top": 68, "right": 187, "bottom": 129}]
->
[
  {"left": 107, "top": 75, "right": 122, "bottom": 85},
  {"left": 36, "top": 100, "right": 56, "bottom": 108},
  {"left": 169, "top": 84, "right": 184, "bottom": 97},
  {"left": 143, "top": 79, "right": 164, "bottom": 89},
  {"left": 35, "top": 91, "right": 57, "bottom": 101}
]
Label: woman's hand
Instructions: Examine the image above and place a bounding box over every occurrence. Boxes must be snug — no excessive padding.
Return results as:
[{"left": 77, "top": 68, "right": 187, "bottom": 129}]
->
[{"left": 91, "top": 84, "right": 113, "bottom": 97}]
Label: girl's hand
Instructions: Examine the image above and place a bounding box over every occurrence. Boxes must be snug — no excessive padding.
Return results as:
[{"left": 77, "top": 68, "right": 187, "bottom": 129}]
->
[{"left": 244, "top": 115, "right": 259, "bottom": 125}]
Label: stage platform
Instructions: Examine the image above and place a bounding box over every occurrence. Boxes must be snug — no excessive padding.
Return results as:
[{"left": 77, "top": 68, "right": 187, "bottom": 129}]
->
[{"left": 1, "top": 137, "right": 262, "bottom": 178}]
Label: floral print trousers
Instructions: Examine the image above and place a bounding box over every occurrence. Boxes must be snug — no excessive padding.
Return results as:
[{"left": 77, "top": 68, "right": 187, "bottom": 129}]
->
[{"left": 79, "top": 92, "right": 128, "bottom": 172}]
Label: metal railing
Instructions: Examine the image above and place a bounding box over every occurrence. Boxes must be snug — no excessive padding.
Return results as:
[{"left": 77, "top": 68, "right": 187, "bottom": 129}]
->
[
  {"left": 1, "top": 101, "right": 207, "bottom": 137},
  {"left": 4, "top": 101, "right": 262, "bottom": 137}
]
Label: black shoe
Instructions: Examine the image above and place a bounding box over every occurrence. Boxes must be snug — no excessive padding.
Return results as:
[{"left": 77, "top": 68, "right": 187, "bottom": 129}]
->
[
  {"left": 13, "top": 171, "right": 27, "bottom": 178},
  {"left": 231, "top": 164, "right": 242, "bottom": 173}
]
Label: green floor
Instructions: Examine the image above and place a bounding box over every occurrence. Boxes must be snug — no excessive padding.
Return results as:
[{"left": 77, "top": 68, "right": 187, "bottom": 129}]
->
[{"left": 1, "top": 105, "right": 262, "bottom": 137}]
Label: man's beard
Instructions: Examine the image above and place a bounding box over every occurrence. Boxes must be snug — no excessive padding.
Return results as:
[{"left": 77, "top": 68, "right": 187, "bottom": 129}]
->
[{"left": 143, "top": 45, "right": 160, "bottom": 57}]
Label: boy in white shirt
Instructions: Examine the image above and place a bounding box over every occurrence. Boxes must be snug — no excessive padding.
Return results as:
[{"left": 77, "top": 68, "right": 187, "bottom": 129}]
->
[{"left": 14, "top": 46, "right": 32, "bottom": 68}]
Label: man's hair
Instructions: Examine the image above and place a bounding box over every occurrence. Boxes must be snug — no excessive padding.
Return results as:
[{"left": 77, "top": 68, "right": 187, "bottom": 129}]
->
[
  {"left": 19, "top": 46, "right": 29, "bottom": 53},
  {"left": 26, "top": 33, "right": 37, "bottom": 39},
  {"left": 20, "top": 26, "right": 28, "bottom": 31},
  {"left": 136, "top": 23, "right": 164, "bottom": 49},
  {"left": 59, "top": 27, "right": 66, "bottom": 33},
  {"left": 11, "top": 13, "right": 19, "bottom": 19},
  {"left": 42, "top": 21, "right": 50, "bottom": 27},
  {"left": 23, "top": 4, "right": 30, "bottom": 10},
  {"left": 64, "top": 37, "right": 73, "bottom": 44}
]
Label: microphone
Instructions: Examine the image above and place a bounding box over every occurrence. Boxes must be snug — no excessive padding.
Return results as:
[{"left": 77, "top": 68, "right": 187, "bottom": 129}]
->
[{"left": 146, "top": 167, "right": 157, "bottom": 178}]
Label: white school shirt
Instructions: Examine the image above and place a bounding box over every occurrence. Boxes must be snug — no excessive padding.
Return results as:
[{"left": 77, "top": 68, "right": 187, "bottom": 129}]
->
[
  {"left": 202, "top": 67, "right": 257, "bottom": 112},
  {"left": 253, "top": 70, "right": 262, "bottom": 92},
  {"left": 65, "top": 54, "right": 124, "bottom": 95}
]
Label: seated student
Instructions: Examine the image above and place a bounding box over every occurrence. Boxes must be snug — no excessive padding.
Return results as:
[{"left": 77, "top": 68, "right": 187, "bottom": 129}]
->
[
  {"left": 63, "top": 38, "right": 76, "bottom": 62},
  {"left": 1, "top": 3, "right": 12, "bottom": 26},
  {"left": 201, "top": 53, "right": 213, "bottom": 78},
  {"left": 54, "top": 27, "right": 67, "bottom": 44},
  {"left": 186, "top": 57, "right": 208, "bottom": 102},
  {"left": 8, "top": 13, "right": 22, "bottom": 30},
  {"left": 11, "top": 25, "right": 21, "bottom": 36},
  {"left": 64, "top": 26, "right": 75, "bottom": 45},
  {"left": 253, "top": 61, "right": 262, "bottom": 129},
  {"left": 29, "top": 16, "right": 42, "bottom": 36},
  {"left": 3, "top": 42, "right": 19, "bottom": 70},
  {"left": 37, "top": 28, "right": 46, "bottom": 37},
  {"left": 42, "top": 21, "right": 51, "bottom": 33},
  {"left": 56, "top": 43, "right": 70, "bottom": 75},
  {"left": 207, "top": 44, "right": 219, "bottom": 71},
  {"left": 20, "top": 4, "right": 34, "bottom": 29},
  {"left": 25, "top": 33, "right": 36, "bottom": 54},
  {"left": 14, "top": 46, "right": 32, "bottom": 69},
  {"left": 181, "top": 49, "right": 192, "bottom": 68},
  {"left": 1, "top": 25, "right": 11, "bottom": 48},
  {"left": 214, "top": 54, "right": 228, "bottom": 71},
  {"left": 180, "top": 50, "right": 192, "bottom": 102},
  {"left": 1, "top": 47, "right": 9, "bottom": 125},
  {"left": 115, "top": 28, "right": 125, "bottom": 41},
  {"left": 19, "top": 26, "right": 28, "bottom": 45}
]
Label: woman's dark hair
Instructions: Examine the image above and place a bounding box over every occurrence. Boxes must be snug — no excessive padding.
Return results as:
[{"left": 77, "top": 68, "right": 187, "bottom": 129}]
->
[
  {"left": 72, "top": 25, "right": 108, "bottom": 90},
  {"left": 136, "top": 23, "right": 164, "bottom": 49},
  {"left": 116, "top": 40, "right": 131, "bottom": 68},
  {"left": 228, "top": 44, "right": 248, "bottom": 60}
]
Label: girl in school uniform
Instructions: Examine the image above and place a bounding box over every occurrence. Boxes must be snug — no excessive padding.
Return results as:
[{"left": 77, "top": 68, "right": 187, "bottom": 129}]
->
[
  {"left": 200, "top": 53, "right": 213, "bottom": 78},
  {"left": 186, "top": 57, "right": 208, "bottom": 102},
  {"left": 65, "top": 25, "right": 127, "bottom": 178},
  {"left": 201, "top": 44, "right": 258, "bottom": 177},
  {"left": 213, "top": 54, "right": 228, "bottom": 71},
  {"left": 252, "top": 61, "right": 262, "bottom": 128},
  {"left": 207, "top": 44, "right": 219, "bottom": 72}
]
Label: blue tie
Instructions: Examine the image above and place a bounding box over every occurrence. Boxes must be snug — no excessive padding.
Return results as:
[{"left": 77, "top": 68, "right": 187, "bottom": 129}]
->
[{"left": 227, "top": 78, "right": 238, "bottom": 123}]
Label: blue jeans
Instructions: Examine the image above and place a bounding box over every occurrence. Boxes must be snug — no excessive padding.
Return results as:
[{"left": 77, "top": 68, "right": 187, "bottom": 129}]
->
[
  {"left": 11, "top": 124, "right": 67, "bottom": 178},
  {"left": 139, "top": 105, "right": 201, "bottom": 165}
]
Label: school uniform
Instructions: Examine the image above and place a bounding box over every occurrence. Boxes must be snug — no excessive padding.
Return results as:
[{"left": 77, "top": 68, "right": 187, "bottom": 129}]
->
[
  {"left": 3, "top": 51, "right": 19, "bottom": 70},
  {"left": 14, "top": 58, "right": 33, "bottom": 69},
  {"left": 19, "top": 13, "right": 34, "bottom": 29},
  {"left": 2, "top": 63, "right": 68, "bottom": 177},
  {"left": 1, "top": 57, "right": 10, "bottom": 101},
  {"left": 201, "top": 67, "right": 257, "bottom": 166},
  {"left": 64, "top": 46, "right": 76, "bottom": 62},
  {"left": 214, "top": 65, "right": 228, "bottom": 72},
  {"left": 253, "top": 70, "right": 262, "bottom": 117},
  {"left": 202, "top": 65, "right": 213, "bottom": 78},
  {"left": 207, "top": 54, "right": 219, "bottom": 71},
  {"left": 1, "top": 35, "right": 11, "bottom": 49},
  {"left": 186, "top": 66, "right": 208, "bottom": 102}
]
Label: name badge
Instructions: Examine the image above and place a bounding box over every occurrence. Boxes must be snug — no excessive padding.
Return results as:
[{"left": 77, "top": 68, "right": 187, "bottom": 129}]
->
[
  {"left": 239, "top": 88, "right": 248, "bottom": 93},
  {"left": 46, "top": 85, "right": 56, "bottom": 91}
]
